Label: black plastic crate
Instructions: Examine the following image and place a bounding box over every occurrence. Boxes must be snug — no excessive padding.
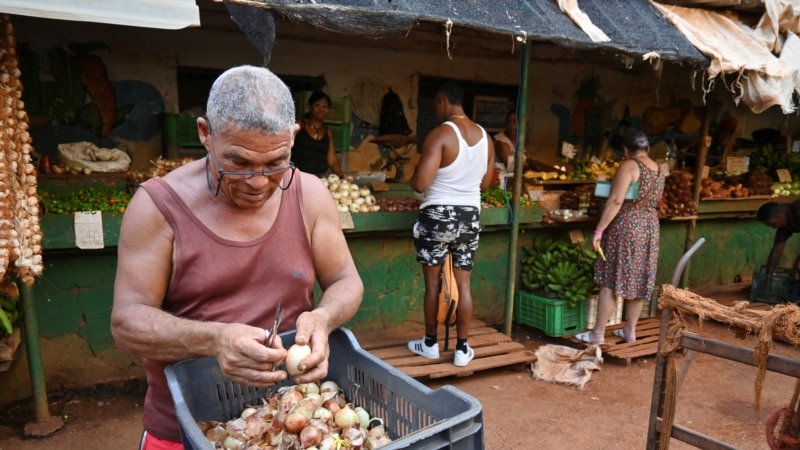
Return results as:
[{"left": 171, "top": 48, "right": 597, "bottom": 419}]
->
[
  {"left": 750, "top": 265, "right": 797, "bottom": 304},
  {"left": 165, "top": 328, "right": 484, "bottom": 450}
]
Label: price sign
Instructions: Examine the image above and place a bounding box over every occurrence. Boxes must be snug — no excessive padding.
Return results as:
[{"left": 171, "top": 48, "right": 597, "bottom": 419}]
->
[
  {"left": 339, "top": 211, "right": 354, "bottom": 230},
  {"left": 777, "top": 169, "right": 793, "bottom": 182},
  {"left": 702, "top": 166, "right": 710, "bottom": 179},
  {"left": 725, "top": 156, "right": 749, "bottom": 174},
  {"left": 74, "top": 211, "right": 104, "bottom": 249},
  {"left": 659, "top": 162, "right": 671, "bottom": 177},
  {"left": 568, "top": 229, "right": 584, "bottom": 244}
]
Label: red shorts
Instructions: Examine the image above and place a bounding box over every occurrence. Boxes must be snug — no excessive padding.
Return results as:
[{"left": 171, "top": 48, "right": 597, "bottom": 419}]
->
[{"left": 140, "top": 431, "right": 183, "bottom": 450}]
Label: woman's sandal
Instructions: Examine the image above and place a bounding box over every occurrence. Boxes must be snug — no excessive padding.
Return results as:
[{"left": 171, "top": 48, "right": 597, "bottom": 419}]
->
[
  {"left": 575, "top": 330, "right": 604, "bottom": 345},
  {"left": 613, "top": 328, "right": 635, "bottom": 343}
]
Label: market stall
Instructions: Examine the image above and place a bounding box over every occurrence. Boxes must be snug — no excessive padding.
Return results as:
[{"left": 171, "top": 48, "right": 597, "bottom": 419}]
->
[{"left": 3, "top": 0, "right": 800, "bottom": 408}]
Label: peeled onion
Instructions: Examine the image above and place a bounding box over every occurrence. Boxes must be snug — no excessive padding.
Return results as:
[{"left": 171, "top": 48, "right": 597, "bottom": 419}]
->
[{"left": 286, "top": 344, "right": 311, "bottom": 376}]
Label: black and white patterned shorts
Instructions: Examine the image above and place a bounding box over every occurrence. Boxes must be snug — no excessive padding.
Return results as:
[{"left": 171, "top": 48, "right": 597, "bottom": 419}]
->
[{"left": 413, "top": 205, "right": 481, "bottom": 270}]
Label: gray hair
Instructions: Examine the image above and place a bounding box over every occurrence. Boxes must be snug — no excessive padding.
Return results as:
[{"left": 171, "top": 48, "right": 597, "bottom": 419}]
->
[{"left": 206, "top": 65, "right": 295, "bottom": 135}]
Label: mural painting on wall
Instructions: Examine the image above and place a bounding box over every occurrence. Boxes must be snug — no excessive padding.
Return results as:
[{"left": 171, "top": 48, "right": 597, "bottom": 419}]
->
[
  {"left": 551, "top": 70, "right": 706, "bottom": 161},
  {"left": 19, "top": 42, "right": 164, "bottom": 159}
]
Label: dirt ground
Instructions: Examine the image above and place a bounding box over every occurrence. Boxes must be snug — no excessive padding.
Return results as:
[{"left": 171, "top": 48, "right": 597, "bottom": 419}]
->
[{"left": 1, "top": 317, "right": 799, "bottom": 450}]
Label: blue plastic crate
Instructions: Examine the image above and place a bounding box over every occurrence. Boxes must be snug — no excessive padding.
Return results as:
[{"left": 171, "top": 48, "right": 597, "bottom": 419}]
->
[{"left": 165, "top": 328, "right": 484, "bottom": 449}]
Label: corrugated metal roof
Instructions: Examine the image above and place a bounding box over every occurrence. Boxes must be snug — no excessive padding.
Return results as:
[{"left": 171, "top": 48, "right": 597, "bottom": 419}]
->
[{"left": 225, "top": 0, "right": 708, "bottom": 65}]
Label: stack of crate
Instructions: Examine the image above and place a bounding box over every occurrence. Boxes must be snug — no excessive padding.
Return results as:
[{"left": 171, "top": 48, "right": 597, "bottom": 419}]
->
[{"left": 163, "top": 113, "right": 205, "bottom": 159}]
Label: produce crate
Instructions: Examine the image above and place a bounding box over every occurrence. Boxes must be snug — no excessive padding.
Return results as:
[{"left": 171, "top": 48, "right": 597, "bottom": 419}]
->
[
  {"left": 165, "top": 328, "right": 484, "bottom": 450},
  {"left": 585, "top": 295, "right": 624, "bottom": 329},
  {"left": 750, "top": 265, "right": 798, "bottom": 304},
  {"left": 328, "top": 122, "right": 351, "bottom": 153},
  {"left": 516, "top": 291, "right": 586, "bottom": 337},
  {"left": 163, "top": 113, "right": 203, "bottom": 148}
]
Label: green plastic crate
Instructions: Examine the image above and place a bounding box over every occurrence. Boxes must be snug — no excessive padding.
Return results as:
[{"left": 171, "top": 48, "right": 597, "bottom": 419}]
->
[
  {"left": 516, "top": 291, "right": 586, "bottom": 337},
  {"left": 327, "top": 122, "right": 351, "bottom": 153},
  {"left": 164, "top": 113, "right": 203, "bottom": 148},
  {"left": 750, "top": 265, "right": 797, "bottom": 304}
]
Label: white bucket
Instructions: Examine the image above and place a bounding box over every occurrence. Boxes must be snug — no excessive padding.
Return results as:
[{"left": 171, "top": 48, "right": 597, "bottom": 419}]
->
[{"left": 586, "top": 295, "right": 624, "bottom": 329}]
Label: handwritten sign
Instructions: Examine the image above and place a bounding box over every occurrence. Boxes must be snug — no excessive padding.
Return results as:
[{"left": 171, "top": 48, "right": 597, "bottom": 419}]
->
[
  {"left": 339, "top": 211, "right": 354, "bottom": 230},
  {"left": 777, "top": 169, "right": 793, "bottom": 183},
  {"left": 568, "top": 229, "right": 584, "bottom": 244},
  {"left": 726, "top": 156, "right": 749, "bottom": 174},
  {"left": 74, "top": 211, "right": 104, "bottom": 249},
  {"left": 702, "top": 166, "right": 710, "bottom": 179}
]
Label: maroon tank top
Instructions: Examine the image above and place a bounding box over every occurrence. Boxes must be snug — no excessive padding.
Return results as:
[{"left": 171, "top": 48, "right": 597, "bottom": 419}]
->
[{"left": 139, "top": 172, "right": 315, "bottom": 442}]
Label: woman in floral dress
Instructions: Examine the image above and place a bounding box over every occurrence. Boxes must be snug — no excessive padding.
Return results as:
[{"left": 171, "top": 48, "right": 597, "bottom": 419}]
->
[{"left": 576, "top": 130, "right": 665, "bottom": 345}]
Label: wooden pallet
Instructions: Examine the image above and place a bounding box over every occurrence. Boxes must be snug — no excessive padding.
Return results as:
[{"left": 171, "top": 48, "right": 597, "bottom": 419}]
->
[
  {"left": 354, "top": 320, "right": 537, "bottom": 379},
  {"left": 565, "top": 318, "right": 661, "bottom": 366}
]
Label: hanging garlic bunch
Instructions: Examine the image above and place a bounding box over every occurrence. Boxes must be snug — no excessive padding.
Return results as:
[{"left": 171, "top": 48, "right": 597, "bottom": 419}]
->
[
  {"left": 0, "top": 15, "right": 43, "bottom": 285},
  {"left": 321, "top": 174, "right": 381, "bottom": 214}
]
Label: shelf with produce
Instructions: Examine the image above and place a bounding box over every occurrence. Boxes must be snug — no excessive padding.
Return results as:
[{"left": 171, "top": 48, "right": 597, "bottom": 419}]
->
[{"left": 696, "top": 196, "right": 773, "bottom": 214}]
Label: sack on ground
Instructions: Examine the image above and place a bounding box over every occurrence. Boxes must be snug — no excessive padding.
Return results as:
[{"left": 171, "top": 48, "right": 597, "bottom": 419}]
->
[{"left": 532, "top": 344, "right": 603, "bottom": 389}]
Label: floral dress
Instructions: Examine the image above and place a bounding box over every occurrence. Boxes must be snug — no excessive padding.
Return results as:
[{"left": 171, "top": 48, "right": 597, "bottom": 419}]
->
[{"left": 594, "top": 159, "right": 665, "bottom": 300}]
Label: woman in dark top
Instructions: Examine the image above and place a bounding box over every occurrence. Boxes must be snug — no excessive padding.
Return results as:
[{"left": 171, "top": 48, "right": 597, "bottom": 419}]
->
[{"left": 292, "top": 91, "right": 344, "bottom": 178}]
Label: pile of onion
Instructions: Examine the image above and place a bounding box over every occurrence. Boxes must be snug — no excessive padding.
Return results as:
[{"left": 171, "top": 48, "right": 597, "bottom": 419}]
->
[
  {"left": 376, "top": 197, "right": 420, "bottom": 212},
  {"left": 199, "top": 379, "right": 393, "bottom": 449},
  {"left": 322, "top": 174, "right": 380, "bottom": 214}
]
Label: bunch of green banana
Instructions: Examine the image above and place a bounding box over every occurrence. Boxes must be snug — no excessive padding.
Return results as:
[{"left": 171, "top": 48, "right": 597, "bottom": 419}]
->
[
  {"left": 0, "top": 294, "right": 20, "bottom": 335},
  {"left": 520, "top": 235, "right": 599, "bottom": 306}
]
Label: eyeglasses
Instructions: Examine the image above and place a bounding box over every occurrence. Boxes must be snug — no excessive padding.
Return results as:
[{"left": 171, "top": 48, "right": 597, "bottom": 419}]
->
[{"left": 205, "top": 120, "right": 296, "bottom": 197}]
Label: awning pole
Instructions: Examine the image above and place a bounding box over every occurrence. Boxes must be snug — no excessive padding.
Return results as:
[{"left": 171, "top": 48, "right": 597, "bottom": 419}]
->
[
  {"left": 503, "top": 40, "right": 532, "bottom": 336},
  {"left": 19, "top": 279, "right": 63, "bottom": 437},
  {"left": 681, "top": 105, "right": 712, "bottom": 289}
]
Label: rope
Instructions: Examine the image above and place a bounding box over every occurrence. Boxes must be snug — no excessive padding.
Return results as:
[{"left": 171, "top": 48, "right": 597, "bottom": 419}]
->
[
  {"left": 658, "top": 355, "right": 678, "bottom": 450},
  {"left": 659, "top": 284, "right": 800, "bottom": 414}
]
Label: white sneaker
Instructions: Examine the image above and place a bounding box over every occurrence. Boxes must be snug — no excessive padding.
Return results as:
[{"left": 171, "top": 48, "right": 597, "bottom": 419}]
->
[
  {"left": 454, "top": 344, "right": 475, "bottom": 367},
  {"left": 408, "top": 338, "right": 440, "bottom": 359}
]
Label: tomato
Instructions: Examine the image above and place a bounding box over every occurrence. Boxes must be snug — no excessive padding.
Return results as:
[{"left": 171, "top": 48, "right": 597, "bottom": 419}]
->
[
  {"left": 108, "top": 198, "right": 116, "bottom": 206},
  {"left": 118, "top": 206, "right": 126, "bottom": 213}
]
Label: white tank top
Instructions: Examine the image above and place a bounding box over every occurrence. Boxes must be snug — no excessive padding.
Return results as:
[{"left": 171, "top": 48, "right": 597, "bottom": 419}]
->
[{"left": 420, "top": 121, "right": 488, "bottom": 209}]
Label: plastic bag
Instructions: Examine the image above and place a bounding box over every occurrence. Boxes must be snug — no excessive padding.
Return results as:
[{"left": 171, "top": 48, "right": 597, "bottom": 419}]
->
[{"left": 57, "top": 141, "right": 131, "bottom": 173}]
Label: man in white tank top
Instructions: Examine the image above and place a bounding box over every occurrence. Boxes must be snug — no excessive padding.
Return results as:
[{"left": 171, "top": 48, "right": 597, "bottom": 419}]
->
[{"left": 407, "top": 80, "right": 495, "bottom": 367}]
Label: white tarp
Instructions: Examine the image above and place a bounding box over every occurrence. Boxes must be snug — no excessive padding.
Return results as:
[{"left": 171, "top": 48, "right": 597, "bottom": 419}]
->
[
  {"left": 0, "top": 0, "right": 200, "bottom": 30},
  {"left": 653, "top": 0, "right": 800, "bottom": 114}
]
